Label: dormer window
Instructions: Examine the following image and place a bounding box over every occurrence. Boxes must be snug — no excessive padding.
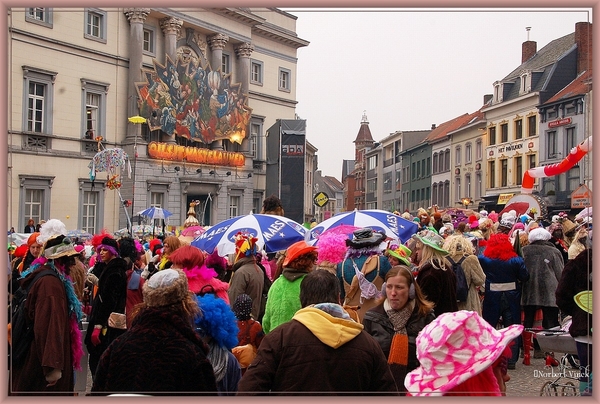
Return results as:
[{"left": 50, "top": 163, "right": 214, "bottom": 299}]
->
[
  {"left": 520, "top": 70, "right": 532, "bottom": 94},
  {"left": 493, "top": 81, "right": 503, "bottom": 103}
]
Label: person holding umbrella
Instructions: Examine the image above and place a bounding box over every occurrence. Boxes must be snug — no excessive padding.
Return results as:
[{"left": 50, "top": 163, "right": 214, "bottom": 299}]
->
[{"left": 227, "top": 233, "right": 264, "bottom": 321}]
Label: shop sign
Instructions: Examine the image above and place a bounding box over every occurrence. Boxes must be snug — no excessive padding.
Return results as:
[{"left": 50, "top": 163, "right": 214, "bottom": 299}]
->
[
  {"left": 548, "top": 117, "right": 572, "bottom": 129},
  {"left": 497, "top": 193, "right": 515, "bottom": 205},
  {"left": 147, "top": 141, "right": 245, "bottom": 167},
  {"left": 571, "top": 184, "right": 592, "bottom": 208}
]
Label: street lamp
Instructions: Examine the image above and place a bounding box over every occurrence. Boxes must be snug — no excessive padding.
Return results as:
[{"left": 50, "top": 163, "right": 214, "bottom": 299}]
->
[{"left": 461, "top": 197, "right": 472, "bottom": 210}]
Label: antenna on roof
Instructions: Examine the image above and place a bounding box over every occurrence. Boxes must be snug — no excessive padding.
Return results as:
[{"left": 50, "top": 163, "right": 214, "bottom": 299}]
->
[{"left": 526, "top": 27, "right": 531, "bottom": 41}]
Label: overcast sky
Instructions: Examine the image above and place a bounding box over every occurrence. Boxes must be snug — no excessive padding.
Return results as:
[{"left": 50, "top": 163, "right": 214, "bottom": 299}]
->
[{"left": 282, "top": 8, "right": 592, "bottom": 180}]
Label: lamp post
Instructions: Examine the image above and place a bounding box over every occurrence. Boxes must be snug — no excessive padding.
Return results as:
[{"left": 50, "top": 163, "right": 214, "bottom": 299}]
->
[
  {"left": 128, "top": 115, "right": 147, "bottom": 232},
  {"left": 461, "top": 197, "right": 472, "bottom": 210}
]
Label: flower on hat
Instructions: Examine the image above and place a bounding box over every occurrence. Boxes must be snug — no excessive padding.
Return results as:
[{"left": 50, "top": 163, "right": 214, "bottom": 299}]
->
[
  {"left": 404, "top": 311, "right": 523, "bottom": 396},
  {"left": 387, "top": 245, "right": 412, "bottom": 266},
  {"left": 234, "top": 232, "right": 259, "bottom": 263}
]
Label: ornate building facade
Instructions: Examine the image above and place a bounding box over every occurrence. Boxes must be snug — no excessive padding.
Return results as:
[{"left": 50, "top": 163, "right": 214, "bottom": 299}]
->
[{"left": 8, "top": 7, "right": 308, "bottom": 232}]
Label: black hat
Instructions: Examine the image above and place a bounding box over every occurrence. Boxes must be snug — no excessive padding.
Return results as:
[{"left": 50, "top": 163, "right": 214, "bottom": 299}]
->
[{"left": 346, "top": 228, "right": 386, "bottom": 249}]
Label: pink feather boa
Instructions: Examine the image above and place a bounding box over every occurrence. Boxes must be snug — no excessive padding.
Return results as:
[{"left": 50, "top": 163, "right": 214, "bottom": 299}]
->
[{"left": 70, "top": 316, "right": 83, "bottom": 371}]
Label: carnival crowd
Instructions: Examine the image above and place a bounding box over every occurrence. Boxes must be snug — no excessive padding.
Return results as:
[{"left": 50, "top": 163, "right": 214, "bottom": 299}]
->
[{"left": 6, "top": 197, "right": 593, "bottom": 396}]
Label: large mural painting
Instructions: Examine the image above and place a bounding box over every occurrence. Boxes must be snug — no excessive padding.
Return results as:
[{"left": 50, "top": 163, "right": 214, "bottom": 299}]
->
[{"left": 136, "top": 56, "right": 252, "bottom": 145}]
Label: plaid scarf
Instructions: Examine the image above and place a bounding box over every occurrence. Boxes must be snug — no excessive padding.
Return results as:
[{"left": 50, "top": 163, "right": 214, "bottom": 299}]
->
[{"left": 385, "top": 299, "right": 414, "bottom": 394}]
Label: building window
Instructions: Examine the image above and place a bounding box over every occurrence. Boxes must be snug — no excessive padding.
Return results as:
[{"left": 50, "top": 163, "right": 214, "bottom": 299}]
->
[
  {"left": 432, "top": 152, "right": 438, "bottom": 173},
  {"left": 567, "top": 166, "right": 580, "bottom": 192},
  {"left": 455, "top": 177, "right": 461, "bottom": 201},
  {"left": 383, "top": 172, "right": 392, "bottom": 193},
  {"left": 501, "top": 123, "right": 508, "bottom": 143},
  {"left": 26, "top": 7, "right": 53, "bottom": 27},
  {"left": 528, "top": 115, "right": 537, "bottom": 137},
  {"left": 222, "top": 53, "right": 230, "bottom": 74},
  {"left": 455, "top": 146, "right": 461, "bottom": 165},
  {"left": 421, "top": 160, "right": 426, "bottom": 177},
  {"left": 565, "top": 102, "right": 576, "bottom": 116},
  {"left": 253, "top": 194, "right": 262, "bottom": 216},
  {"left": 23, "top": 67, "right": 57, "bottom": 135},
  {"left": 515, "top": 119, "right": 523, "bottom": 139},
  {"left": 411, "top": 162, "right": 416, "bottom": 180},
  {"left": 143, "top": 27, "right": 155, "bottom": 55},
  {"left": 81, "top": 79, "right": 109, "bottom": 142},
  {"left": 150, "top": 191, "right": 165, "bottom": 227},
  {"left": 465, "top": 174, "right": 471, "bottom": 198},
  {"left": 489, "top": 161, "right": 495, "bottom": 188},
  {"left": 432, "top": 184, "right": 438, "bottom": 206},
  {"left": 367, "top": 155, "right": 377, "bottom": 170},
  {"left": 416, "top": 161, "right": 421, "bottom": 178},
  {"left": 489, "top": 126, "right": 496, "bottom": 145},
  {"left": 228, "top": 195, "right": 240, "bottom": 218},
  {"left": 250, "top": 60, "right": 263, "bottom": 85},
  {"left": 566, "top": 127, "right": 576, "bottom": 152},
  {"left": 528, "top": 154, "right": 536, "bottom": 169},
  {"left": 500, "top": 159, "right": 508, "bottom": 187},
  {"left": 19, "top": 175, "right": 53, "bottom": 230},
  {"left": 547, "top": 130, "right": 558, "bottom": 159},
  {"left": 476, "top": 140, "right": 482, "bottom": 160},
  {"left": 426, "top": 157, "right": 431, "bottom": 176},
  {"left": 79, "top": 180, "right": 105, "bottom": 234},
  {"left": 249, "top": 121, "right": 262, "bottom": 160},
  {"left": 475, "top": 173, "right": 482, "bottom": 200},
  {"left": 84, "top": 9, "right": 107, "bottom": 43},
  {"left": 493, "top": 81, "right": 502, "bottom": 103},
  {"left": 465, "top": 143, "right": 472, "bottom": 164},
  {"left": 278, "top": 68, "right": 291, "bottom": 92},
  {"left": 547, "top": 107, "right": 557, "bottom": 119},
  {"left": 444, "top": 150, "right": 450, "bottom": 172},
  {"left": 515, "top": 156, "right": 523, "bottom": 186}
]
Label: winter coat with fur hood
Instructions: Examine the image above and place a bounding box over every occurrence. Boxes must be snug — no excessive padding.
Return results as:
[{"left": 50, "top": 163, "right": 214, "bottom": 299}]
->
[{"left": 521, "top": 240, "right": 564, "bottom": 307}]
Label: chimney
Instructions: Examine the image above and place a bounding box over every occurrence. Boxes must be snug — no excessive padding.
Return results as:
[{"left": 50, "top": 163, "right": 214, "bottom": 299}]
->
[
  {"left": 431, "top": 124, "right": 436, "bottom": 130},
  {"left": 575, "top": 22, "right": 592, "bottom": 74},
  {"left": 522, "top": 41, "right": 537, "bottom": 63}
]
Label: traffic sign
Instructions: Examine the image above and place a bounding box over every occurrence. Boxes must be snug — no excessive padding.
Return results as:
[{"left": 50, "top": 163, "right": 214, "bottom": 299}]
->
[{"left": 313, "top": 191, "right": 329, "bottom": 207}]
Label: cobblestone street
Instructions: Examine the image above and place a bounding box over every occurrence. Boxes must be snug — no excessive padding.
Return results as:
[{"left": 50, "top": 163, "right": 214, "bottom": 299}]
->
[{"left": 506, "top": 353, "right": 580, "bottom": 397}]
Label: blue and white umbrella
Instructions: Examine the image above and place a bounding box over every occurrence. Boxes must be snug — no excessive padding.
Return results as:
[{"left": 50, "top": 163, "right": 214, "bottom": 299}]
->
[
  {"left": 191, "top": 214, "right": 307, "bottom": 256},
  {"left": 307, "top": 209, "right": 418, "bottom": 244},
  {"left": 137, "top": 207, "right": 173, "bottom": 221}
]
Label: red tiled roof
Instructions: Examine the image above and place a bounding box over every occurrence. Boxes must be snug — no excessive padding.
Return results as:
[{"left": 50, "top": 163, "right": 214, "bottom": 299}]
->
[
  {"left": 544, "top": 70, "right": 592, "bottom": 105},
  {"left": 424, "top": 113, "right": 470, "bottom": 142}
]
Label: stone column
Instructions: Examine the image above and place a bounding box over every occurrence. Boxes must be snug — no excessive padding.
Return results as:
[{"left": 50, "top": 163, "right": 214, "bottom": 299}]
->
[
  {"left": 235, "top": 42, "right": 254, "bottom": 153},
  {"left": 160, "top": 17, "right": 183, "bottom": 66},
  {"left": 124, "top": 8, "right": 150, "bottom": 143},
  {"left": 207, "top": 33, "right": 229, "bottom": 151},
  {"left": 159, "top": 17, "right": 183, "bottom": 144}
]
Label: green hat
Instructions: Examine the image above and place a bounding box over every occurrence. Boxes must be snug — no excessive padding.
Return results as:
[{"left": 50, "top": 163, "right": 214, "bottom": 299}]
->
[
  {"left": 412, "top": 230, "right": 449, "bottom": 255},
  {"left": 574, "top": 290, "right": 592, "bottom": 314},
  {"left": 387, "top": 245, "right": 412, "bottom": 266}
]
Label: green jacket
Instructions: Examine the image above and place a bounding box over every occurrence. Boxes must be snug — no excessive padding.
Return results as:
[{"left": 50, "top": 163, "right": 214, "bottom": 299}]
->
[{"left": 262, "top": 268, "right": 307, "bottom": 334}]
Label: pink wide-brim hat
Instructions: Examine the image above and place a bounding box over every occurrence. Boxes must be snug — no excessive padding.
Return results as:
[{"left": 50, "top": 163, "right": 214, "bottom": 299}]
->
[{"left": 404, "top": 310, "right": 523, "bottom": 396}]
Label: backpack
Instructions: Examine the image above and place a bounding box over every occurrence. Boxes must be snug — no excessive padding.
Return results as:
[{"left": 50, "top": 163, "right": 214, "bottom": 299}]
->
[
  {"left": 9, "top": 269, "right": 58, "bottom": 367},
  {"left": 447, "top": 256, "right": 468, "bottom": 303}
]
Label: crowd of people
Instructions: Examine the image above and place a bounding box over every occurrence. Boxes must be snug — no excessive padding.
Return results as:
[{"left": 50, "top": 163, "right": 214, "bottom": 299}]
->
[{"left": 6, "top": 200, "right": 592, "bottom": 396}]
